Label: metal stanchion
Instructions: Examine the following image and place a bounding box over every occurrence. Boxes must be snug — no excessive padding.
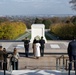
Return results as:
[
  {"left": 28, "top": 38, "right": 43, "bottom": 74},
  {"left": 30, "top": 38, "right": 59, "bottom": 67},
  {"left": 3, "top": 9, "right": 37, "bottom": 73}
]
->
[
  {"left": 75, "top": 61, "right": 76, "bottom": 75},
  {"left": 14, "top": 61, "right": 16, "bottom": 70},
  {"left": 4, "top": 54, "right": 6, "bottom": 75},
  {"left": 59, "top": 58, "right": 60, "bottom": 70},
  {"left": 13, "top": 57, "right": 16, "bottom": 70},
  {"left": 56, "top": 58, "right": 58, "bottom": 70},
  {"left": 62, "top": 55, "right": 65, "bottom": 70},
  {"left": 75, "top": 70, "right": 76, "bottom": 75},
  {"left": 4, "top": 61, "right": 6, "bottom": 75},
  {"left": 65, "top": 59, "right": 67, "bottom": 70},
  {"left": 68, "top": 63, "right": 70, "bottom": 75}
]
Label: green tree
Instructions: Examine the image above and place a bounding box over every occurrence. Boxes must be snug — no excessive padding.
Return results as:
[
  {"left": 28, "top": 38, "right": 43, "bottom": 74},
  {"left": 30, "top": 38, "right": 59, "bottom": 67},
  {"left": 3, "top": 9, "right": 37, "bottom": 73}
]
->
[
  {"left": 34, "top": 18, "right": 42, "bottom": 24},
  {"left": 42, "top": 19, "right": 52, "bottom": 29},
  {"left": 71, "top": 16, "right": 76, "bottom": 25}
]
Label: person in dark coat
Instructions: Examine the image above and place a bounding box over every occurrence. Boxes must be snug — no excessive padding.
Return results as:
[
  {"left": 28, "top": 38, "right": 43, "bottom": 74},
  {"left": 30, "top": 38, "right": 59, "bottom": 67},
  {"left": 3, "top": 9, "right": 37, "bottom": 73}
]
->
[
  {"left": 32, "top": 39, "right": 37, "bottom": 56},
  {"left": 0, "top": 46, "right": 4, "bottom": 70},
  {"left": 39, "top": 36, "right": 45, "bottom": 57},
  {"left": 22, "top": 37, "right": 30, "bottom": 57},
  {"left": 3, "top": 48, "right": 8, "bottom": 70},
  {"left": 67, "top": 36, "right": 76, "bottom": 70}
]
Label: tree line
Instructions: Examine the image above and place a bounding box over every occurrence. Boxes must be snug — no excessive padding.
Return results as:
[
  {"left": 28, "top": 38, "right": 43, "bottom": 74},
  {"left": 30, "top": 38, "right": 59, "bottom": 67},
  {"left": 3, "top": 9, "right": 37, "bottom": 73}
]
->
[
  {"left": 0, "top": 16, "right": 76, "bottom": 40},
  {"left": 50, "top": 16, "right": 76, "bottom": 40}
]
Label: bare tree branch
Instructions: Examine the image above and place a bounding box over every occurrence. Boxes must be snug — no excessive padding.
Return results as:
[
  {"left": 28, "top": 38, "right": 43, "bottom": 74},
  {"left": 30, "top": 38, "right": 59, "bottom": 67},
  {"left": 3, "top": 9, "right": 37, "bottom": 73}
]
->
[{"left": 69, "top": 0, "right": 76, "bottom": 10}]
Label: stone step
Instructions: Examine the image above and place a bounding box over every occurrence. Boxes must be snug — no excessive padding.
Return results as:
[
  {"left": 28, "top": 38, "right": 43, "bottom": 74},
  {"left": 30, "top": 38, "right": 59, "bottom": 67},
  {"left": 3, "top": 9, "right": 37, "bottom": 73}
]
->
[
  {"left": 18, "top": 56, "right": 57, "bottom": 70},
  {"left": 7, "top": 55, "right": 68, "bottom": 70}
]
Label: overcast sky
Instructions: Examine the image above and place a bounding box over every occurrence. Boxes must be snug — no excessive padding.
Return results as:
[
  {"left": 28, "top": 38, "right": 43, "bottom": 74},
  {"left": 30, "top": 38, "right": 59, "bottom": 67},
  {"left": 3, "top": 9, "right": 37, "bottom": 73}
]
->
[{"left": 0, "top": 0, "right": 76, "bottom": 16}]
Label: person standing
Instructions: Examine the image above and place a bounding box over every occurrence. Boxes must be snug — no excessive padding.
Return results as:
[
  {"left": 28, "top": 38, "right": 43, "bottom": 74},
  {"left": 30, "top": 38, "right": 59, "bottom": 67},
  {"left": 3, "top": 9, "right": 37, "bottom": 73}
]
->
[
  {"left": 67, "top": 36, "right": 76, "bottom": 70},
  {"left": 35, "top": 40, "right": 41, "bottom": 59},
  {"left": 32, "top": 39, "right": 37, "bottom": 56},
  {"left": 22, "top": 37, "right": 30, "bottom": 57},
  {"left": 3, "top": 48, "right": 8, "bottom": 70},
  {"left": 0, "top": 46, "right": 4, "bottom": 70},
  {"left": 11, "top": 48, "right": 19, "bottom": 70},
  {"left": 39, "top": 36, "right": 45, "bottom": 57}
]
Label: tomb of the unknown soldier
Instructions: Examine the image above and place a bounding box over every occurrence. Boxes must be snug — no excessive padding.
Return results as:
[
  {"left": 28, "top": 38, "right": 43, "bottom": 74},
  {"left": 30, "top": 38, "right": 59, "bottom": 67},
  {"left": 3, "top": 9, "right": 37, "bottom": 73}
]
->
[{"left": 31, "top": 24, "right": 47, "bottom": 43}]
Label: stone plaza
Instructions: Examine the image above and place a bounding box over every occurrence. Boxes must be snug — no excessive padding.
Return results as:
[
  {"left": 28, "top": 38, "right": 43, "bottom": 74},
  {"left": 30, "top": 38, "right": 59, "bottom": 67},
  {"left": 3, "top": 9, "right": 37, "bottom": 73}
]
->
[
  {"left": 0, "top": 40, "right": 73, "bottom": 75},
  {"left": 0, "top": 24, "right": 74, "bottom": 75}
]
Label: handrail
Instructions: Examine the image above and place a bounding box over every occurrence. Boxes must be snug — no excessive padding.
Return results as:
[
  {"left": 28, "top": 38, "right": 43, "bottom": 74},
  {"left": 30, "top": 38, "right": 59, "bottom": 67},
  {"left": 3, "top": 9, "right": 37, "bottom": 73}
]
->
[
  {"left": 56, "top": 55, "right": 64, "bottom": 70},
  {"left": 65, "top": 58, "right": 69, "bottom": 70},
  {"left": 56, "top": 55, "right": 69, "bottom": 70},
  {"left": 68, "top": 60, "right": 76, "bottom": 75}
]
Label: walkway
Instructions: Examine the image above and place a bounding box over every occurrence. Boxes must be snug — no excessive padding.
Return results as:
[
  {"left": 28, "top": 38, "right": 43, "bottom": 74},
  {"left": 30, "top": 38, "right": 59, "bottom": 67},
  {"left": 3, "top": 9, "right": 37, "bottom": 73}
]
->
[
  {"left": 16, "top": 29, "right": 59, "bottom": 40},
  {"left": 0, "top": 70, "right": 75, "bottom": 75},
  {"left": 45, "top": 31, "right": 58, "bottom": 40},
  {"left": 0, "top": 40, "right": 69, "bottom": 53},
  {"left": 16, "top": 31, "right": 31, "bottom": 40}
]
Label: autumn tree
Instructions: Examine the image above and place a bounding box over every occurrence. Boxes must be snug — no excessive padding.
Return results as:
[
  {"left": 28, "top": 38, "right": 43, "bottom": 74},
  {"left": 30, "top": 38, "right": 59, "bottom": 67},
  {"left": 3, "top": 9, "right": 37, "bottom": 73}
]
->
[
  {"left": 50, "top": 22, "right": 75, "bottom": 39},
  {"left": 0, "top": 21, "right": 26, "bottom": 40}
]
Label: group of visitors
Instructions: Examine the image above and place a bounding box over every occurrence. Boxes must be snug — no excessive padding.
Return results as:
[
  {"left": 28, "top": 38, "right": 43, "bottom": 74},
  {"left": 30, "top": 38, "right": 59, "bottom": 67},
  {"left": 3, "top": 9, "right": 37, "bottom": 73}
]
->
[
  {"left": 0, "top": 46, "right": 19, "bottom": 70},
  {"left": 0, "top": 46, "right": 8, "bottom": 70},
  {"left": 23, "top": 36, "right": 45, "bottom": 59},
  {"left": 32, "top": 36, "right": 45, "bottom": 59},
  {"left": 0, "top": 36, "right": 45, "bottom": 70},
  {"left": 22, "top": 35, "right": 76, "bottom": 70}
]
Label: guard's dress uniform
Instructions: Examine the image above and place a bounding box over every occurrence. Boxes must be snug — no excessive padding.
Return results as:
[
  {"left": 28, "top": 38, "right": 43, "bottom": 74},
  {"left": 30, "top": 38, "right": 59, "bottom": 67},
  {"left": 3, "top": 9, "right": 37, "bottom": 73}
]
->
[{"left": 23, "top": 39, "right": 30, "bottom": 57}]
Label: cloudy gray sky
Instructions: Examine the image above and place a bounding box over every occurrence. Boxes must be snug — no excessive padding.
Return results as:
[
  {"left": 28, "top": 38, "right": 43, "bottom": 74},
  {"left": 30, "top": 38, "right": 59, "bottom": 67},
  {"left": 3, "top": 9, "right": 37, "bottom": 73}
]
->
[{"left": 0, "top": 0, "right": 76, "bottom": 16}]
